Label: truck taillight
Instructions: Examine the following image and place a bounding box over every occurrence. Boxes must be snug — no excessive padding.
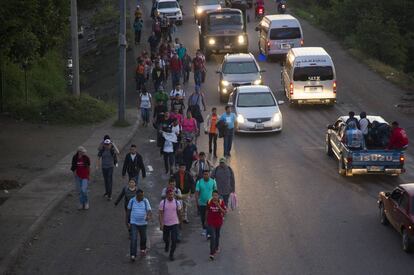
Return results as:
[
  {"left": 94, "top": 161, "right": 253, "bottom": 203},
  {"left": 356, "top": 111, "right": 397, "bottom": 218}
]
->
[
  {"left": 258, "top": 7, "right": 263, "bottom": 14},
  {"left": 289, "top": 82, "right": 294, "bottom": 95},
  {"left": 347, "top": 157, "right": 353, "bottom": 164},
  {"left": 400, "top": 155, "right": 405, "bottom": 164},
  {"left": 267, "top": 40, "right": 270, "bottom": 50},
  {"left": 333, "top": 80, "right": 337, "bottom": 94},
  {"left": 300, "top": 39, "right": 304, "bottom": 46}
]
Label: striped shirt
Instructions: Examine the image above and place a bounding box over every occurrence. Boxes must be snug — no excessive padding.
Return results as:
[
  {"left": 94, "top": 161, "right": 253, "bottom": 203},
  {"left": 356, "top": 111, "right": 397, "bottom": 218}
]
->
[{"left": 127, "top": 198, "right": 151, "bottom": 225}]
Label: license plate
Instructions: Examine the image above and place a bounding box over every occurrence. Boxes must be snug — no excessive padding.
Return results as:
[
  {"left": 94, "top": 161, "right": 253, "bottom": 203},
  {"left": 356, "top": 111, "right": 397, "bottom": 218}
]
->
[
  {"left": 255, "top": 123, "right": 264, "bottom": 130},
  {"left": 281, "top": 44, "right": 291, "bottom": 49},
  {"left": 368, "top": 166, "right": 384, "bottom": 172},
  {"left": 224, "top": 45, "right": 231, "bottom": 49},
  {"left": 305, "top": 86, "right": 322, "bottom": 93}
]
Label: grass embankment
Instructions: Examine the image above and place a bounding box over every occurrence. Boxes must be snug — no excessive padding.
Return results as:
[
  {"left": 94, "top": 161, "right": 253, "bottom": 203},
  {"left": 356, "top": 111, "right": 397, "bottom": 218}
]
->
[
  {"left": 289, "top": 2, "right": 414, "bottom": 92},
  {"left": 3, "top": 50, "right": 115, "bottom": 124}
]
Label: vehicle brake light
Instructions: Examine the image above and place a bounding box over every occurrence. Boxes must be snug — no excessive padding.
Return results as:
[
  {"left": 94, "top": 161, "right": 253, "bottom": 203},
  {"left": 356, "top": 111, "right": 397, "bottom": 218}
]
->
[
  {"left": 400, "top": 155, "right": 405, "bottom": 164},
  {"left": 347, "top": 157, "right": 353, "bottom": 164},
  {"left": 300, "top": 39, "right": 304, "bottom": 46},
  {"left": 289, "top": 82, "right": 293, "bottom": 96},
  {"left": 258, "top": 8, "right": 263, "bottom": 14},
  {"left": 267, "top": 40, "right": 270, "bottom": 50},
  {"left": 333, "top": 81, "right": 337, "bottom": 94}
]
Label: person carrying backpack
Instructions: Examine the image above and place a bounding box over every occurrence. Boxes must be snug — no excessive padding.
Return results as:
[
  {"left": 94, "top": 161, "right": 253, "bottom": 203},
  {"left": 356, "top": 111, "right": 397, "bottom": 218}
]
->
[
  {"left": 133, "top": 17, "right": 143, "bottom": 44},
  {"left": 159, "top": 188, "right": 182, "bottom": 261},
  {"left": 127, "top": 189, "right": 152, "bottom": 261},
  {"left": 138, "top": 88, "right": 152, "bottom": 127},
  {"left": 97, "top": 139, "right": 118, "bottom": 201},
  {"left": 192, "top": 50, "right": 205, "bottom": 86},
  {"left": 206, "top": 190, "right": 226, "bottom": 260},
  {"left": 71, "top": 146, "right": 91, "bottom": 210},
  {"left": 135, "top": 60, "right": 146, "bottom": 92},
  {"left": 211, "top": 157, "right": 235, "bottom": 206}
]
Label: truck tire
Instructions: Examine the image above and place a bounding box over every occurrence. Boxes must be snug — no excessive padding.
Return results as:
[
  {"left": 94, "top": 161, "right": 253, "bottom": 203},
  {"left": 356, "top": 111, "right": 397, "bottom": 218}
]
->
[
  {"left": 325, "top": 135, "right": 333, "bottom": 156},
  {"left": 338, "top": 157, "right": 346, "bottom": 176},
  {"left": 379, "top": 203, "right": 389, "bottom": 225},
  {"left": 402, "top": 229, "right": 412, "bottom": 253}
]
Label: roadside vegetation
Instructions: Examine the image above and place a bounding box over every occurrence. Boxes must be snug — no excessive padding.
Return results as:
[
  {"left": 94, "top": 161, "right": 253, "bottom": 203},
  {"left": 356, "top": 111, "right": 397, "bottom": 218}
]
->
[
  {"left": 290, "top": 0, "right": 414, "bottom": 91},
  {"left": 0, "top": 0, "right": 115, "bottom": 124}
]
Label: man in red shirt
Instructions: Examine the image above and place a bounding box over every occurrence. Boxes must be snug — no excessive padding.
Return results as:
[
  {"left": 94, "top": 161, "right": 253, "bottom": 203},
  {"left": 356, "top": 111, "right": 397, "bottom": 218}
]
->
[
  {"left": 71, "top": 146, "right": 91, "bottom": 210},
  {"left": 206, "top": 190, "right": 226, "bottom": 260},
  {"left": 388, "top": 121, "right": 409, "bottom": 150},
  {"left": 169, "top": 52, "right": 182, "bottom": 88}
]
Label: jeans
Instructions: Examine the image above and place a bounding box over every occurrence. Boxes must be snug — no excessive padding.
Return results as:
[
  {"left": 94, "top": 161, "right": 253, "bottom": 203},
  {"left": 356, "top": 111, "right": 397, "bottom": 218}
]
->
[
  {"left": 163, "top": 224, "right": 178, "bottom": 256},
  {"left": 223, "top": 129, "right": 234, "bottom": 156},
  {"left": 183, "top": 69, "right": 190, "bottom": 83},
  {"left": 130, "top": 224, "right": 147, "bottom": 256},
  {"left": 163, "top": 152, "right": 175, "bottom": 174},
  {"left": 208, "top": 226, "right": 221, "bottom": 254},
  {"left": 198, "top": 205, "right": 207, "bottom": 230},
  {"left": 135, "top": 30, "right": 141, "bottom": 43},
  {"left": 154, "top": 80, "right": 162, "bottom": 92},
  {"left": 194, "top": 70, "right": 202, "bottom": 86},
  {"left": 75, "top": 176, "right": 89, "bottom": 205},
  {"left": 136, "top": 75, "right": 145, "bottom": 91},
  {"left": 208, "top": 133, "right": 218, "bottom": 156},
  {"left": 171, "top": 71, "right": 181, "bottom": 87},
  {"left": 220, "top": 194, "right": 230, "bottom": 207},
  {"left": 102, "top": 167, "right": 114, "bottom": 197},
  {"left": 141, "top": 108, "right": 150, "bottom": 123}
]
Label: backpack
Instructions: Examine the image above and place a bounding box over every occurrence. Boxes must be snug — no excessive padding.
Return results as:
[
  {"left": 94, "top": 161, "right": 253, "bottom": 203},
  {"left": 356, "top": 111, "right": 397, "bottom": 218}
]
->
[
  {"left": 131, "top": 197, "right": 149, "bottom": 212},
  {"left": 136, "top": 64, "right": 145, "bottom": 75},
  {"left": 134, "top": 20, "right": 143, "bottom": 32},
  {"left": 193, "top": 57, "right": 203, "bottom": 71}
]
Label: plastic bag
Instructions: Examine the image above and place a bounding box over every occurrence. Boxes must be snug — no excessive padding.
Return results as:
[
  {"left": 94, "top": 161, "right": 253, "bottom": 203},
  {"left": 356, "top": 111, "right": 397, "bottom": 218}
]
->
[{"left": 229, "top": 192, "right": 238, "bottom": 210}]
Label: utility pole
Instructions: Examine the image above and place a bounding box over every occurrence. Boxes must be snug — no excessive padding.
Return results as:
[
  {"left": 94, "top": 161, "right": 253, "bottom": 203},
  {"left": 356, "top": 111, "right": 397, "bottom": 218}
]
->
[
  {"left": 71, "top": 0, "right": 80, "bottom": 97},
  {"left": 118, "top": 0, "right": 127, "bottom": 122}
]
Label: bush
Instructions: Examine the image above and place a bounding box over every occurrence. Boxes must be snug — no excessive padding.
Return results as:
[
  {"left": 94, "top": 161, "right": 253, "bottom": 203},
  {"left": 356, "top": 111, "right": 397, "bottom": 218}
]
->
[{"left": 92, "top": 0, "right": 119, "bottom": 26}]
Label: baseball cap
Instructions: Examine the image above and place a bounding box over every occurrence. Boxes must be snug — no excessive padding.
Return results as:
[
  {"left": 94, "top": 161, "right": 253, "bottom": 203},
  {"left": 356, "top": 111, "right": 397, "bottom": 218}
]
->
[{"left": 77, "top": 146, "right": 87, "bottom": 153}]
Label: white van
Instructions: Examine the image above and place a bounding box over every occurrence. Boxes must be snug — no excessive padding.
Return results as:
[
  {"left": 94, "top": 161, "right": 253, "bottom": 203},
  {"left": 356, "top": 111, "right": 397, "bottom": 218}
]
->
[
  {"left": 256, "top": 14, "right": 303, "bottom": 58},
  {"left": 281, "top": 47, "right": 337, "bottom": 105}
]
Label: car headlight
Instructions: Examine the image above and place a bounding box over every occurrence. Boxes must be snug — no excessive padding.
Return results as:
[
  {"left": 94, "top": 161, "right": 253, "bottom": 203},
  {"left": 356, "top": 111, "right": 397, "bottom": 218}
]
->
[
  {"left": 196, "top": 7, "right": 202, "bottom": 14},
  {"left": 237, "top": 114, "right": 245, "bottom": 124},
  {"left": 238, "top": 35, "right": 245, "bottom": 44},
  {"left": 221, "top": 80, "right": 230, "bottom": 86},
  {"left": 222, "top": 88, "right": 228, "bottom": 94},
  {"left": 273, "top": 113, "right": 281, "bottom": 122},
  {"left": 208, "top": 38, "right": 216, "bottom": 45},
  {"left": 253, "top": 79, "right": 262, "bottom": 85}
]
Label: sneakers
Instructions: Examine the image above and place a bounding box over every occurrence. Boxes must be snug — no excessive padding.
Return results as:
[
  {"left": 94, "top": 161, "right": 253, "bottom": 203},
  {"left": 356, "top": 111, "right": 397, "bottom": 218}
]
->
[
  {"left": 206, "top": 234, "right": 211, "bottom": 240},
  {"left": 130, "top": 255, "right": 136, "bottom": 262},
  {"left": 84, "top": 203, "right": 89, "bottom": 210},
  {"left": 140, "top": 250, "right": 147, "bottom": 257},
  {"left": 107, "top": 196, "right": 112, "bottom": 201},
  {"left": 209, "top": 254, "right": 215, "bottom": 261},
  {"left": 201, "top": 229, "right": 207, "bottom": 236}
]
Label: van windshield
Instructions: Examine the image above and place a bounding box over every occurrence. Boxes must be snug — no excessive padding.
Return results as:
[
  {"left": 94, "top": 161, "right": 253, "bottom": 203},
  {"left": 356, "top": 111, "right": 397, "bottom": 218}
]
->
[
  {"left": 158, "top": 1, "right": 179, "bottom": 9},
  {"left": 293, "top": 66, "right": 334, "bottom": 81},
  {"left": 237, "top": 92, "right": 276, "bottom": 107},
  {"left": 270, "top": 27, "right": 301, "bottom": 40},
  {"left": 208, "top": 13, "right": 243, "bottom": 30},
  {"left": 223, "top": 61, "right": 258, "bottom": 74}
]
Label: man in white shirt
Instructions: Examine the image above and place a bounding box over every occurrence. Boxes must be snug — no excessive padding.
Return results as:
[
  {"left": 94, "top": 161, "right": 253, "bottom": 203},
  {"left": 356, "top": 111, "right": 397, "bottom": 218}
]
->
[
  {"left": 170, "top": 83, "right": 185, "bottom": 99},
  {"left": 359, "top": 112, "right": 370, "bottom": 142}
]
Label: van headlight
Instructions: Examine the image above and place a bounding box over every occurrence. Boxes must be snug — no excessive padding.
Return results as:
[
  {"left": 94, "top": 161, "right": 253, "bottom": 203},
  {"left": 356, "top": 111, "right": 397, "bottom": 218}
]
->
[
  {"left": 208, "top": 38, "right": 216, "bottom": 45},
  {"left": 221, "top": 80, "right": 230, "bottom": 86},
  {"left": 253, "top": 79, "right": 262, "bottom": 85},
  {"left": 237, "top": 114, "right": 245, "bottom": 124},
  {"left": 238, "top": 35, "right": 245, "bottom": 44},
  {"left": 196, "top": 7, "right": 202, "bottom": 14},
  {"left": 273, "top": 113, "right": 281, "bottom": 122}
]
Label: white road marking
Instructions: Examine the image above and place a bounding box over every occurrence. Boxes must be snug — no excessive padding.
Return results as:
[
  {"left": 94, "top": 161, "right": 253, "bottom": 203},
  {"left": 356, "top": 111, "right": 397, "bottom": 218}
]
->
[{"left": 149, "top": 139, "right": 156, "bottom": 143}]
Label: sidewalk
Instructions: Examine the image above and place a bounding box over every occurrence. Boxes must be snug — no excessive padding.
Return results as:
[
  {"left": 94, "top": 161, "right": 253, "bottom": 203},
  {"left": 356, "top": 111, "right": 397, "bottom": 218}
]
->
[{"left": 0, "top": 109, "right": 139, "bottom": 274}]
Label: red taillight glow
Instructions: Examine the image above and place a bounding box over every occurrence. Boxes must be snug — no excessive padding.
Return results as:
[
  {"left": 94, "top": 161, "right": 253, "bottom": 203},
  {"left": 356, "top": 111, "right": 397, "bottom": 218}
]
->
[
  {"left": 289, "top": 82, "right": 294, "bottom": 95},
  {"left": 333, "top": 81, "right": 337, "bottom": 94},
  {"left": 259, "top": 8, "right": 264, "bottom": 14},
  {"left": 267, "top": 41, "right": 270, "bottom": 50},
  {"left": 400, "top": 155, "right": 405, "bottom": 164},
  {"left": 347, "top": 157, "right": 353, "bottom": 164}
]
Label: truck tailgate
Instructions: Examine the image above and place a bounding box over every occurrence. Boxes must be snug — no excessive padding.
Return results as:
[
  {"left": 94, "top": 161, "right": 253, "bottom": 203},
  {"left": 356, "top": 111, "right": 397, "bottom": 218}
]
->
[{"left": 351, "top": 150, "right": 403, "bottom": 170}]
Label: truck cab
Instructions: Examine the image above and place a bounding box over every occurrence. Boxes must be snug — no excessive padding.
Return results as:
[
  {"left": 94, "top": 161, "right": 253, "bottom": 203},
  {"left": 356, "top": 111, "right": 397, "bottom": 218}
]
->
[{"left": 199, "top": 8, "right": 248, "bottom": 59}]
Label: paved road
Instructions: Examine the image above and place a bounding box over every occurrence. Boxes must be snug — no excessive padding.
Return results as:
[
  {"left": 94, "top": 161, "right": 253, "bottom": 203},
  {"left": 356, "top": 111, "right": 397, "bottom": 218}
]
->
[{"left": 10, "top": 0, "right": 414, "bottom": 274}]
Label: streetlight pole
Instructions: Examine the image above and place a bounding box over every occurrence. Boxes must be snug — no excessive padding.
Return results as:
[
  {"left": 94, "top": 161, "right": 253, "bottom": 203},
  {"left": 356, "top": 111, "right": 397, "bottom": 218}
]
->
[
  {"left": 118, "top": 0, "right": 127, "bottom": 122},
  {"left": 70, "top": 0, "right": 80, "bottom": 97}
]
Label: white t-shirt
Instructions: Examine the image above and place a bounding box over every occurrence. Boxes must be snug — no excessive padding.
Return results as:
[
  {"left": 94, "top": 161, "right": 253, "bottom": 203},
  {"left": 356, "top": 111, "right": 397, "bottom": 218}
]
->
[
  {"left": 359, "top": 118, "right": 369, "bottom": 135},
  {"left": 130, "top": 153, "right": 136, "bottom": 161},
  {"left": 140, "top": 93, "right": 152, "bottom": 109},
  {"left": 170, "top": 89, "right": 185, "bottom": 98},
  {"left": 172, "top": 124, "right": 181, "bottom": 136}
]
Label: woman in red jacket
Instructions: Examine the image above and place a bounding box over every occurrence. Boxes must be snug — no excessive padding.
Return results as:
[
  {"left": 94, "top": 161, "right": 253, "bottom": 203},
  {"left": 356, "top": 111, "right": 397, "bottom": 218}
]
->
[
  {"left": 206, "top": 190, "right": 227, "bottom": 260},
  {"left": 388, "top": 121, "right": 409, "bottom": 150},
  {"left": 70, "top": 146, "right": 91, "bottom": 210}
]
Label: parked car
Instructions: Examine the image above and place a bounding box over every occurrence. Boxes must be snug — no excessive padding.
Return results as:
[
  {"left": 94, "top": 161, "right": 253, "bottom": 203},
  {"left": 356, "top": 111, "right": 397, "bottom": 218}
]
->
[
  {"left": 216, "top": 53, "right": 264, "bottom": 102},
  {"left": 378, "top": 183, "right": 414, "bottom": 252},
  {"left": 228, "top": 85, "right": 283, "bottom": 133},
  {"left": 326, "top": 115, "right": 405, "bottom": 176}
]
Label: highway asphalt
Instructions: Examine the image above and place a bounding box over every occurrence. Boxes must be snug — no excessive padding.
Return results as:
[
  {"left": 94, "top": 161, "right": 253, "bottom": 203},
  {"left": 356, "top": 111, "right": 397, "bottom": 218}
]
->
[{"left": 9, "top": 0, "right": 414, "bottom": 274}]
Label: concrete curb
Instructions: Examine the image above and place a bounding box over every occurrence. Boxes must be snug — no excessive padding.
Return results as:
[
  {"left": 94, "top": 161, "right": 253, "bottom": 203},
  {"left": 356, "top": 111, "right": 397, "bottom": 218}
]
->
[{"left": 0, "top": 115, "right": 139, "bottom": 275}]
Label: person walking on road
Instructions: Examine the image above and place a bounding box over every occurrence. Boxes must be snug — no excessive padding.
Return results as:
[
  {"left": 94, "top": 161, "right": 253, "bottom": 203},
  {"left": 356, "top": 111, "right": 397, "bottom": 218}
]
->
[
  {"left": 219, "top": 105, "right": 237, "bottom": 157},
  {"left": 195, "top": 170, "right": 217, "bottom": 237},
  {"left": 182, "top": 137, "right": 198, "bottom": 171},
  {"left": 188, "top": 87, "right": 206, "bottom": 136},
  {"left": 138, "top": 88, "right": 152, "bottom": 127},
  {"left": 173, "top": 163, "right": 195, "bottom": 223},
  {"left": 170, "top": 52, "right": 182, "bottom": 88},
  {"left": 192, "top": 50, "right": 205, "bottom": 87},
  {"left": 206, "top": 190, "right": 226, "bottom": 260},
  {"left": 122, "top": 144, "right": 146, "bottom": 185},
  {"left": 97, "top": 139, "right": 118, "bottom": 201},
  {"left": 182, "top": 52, "right": 192, "bottom": 84},
  {"left": 114, "top": 179, "right": 137, "bottom": 233},
  {"left": 71, "top": 146, "right": 91, "bottom": 210},
  {"left": 135, "top": 59, "right": 146, "bottom": 92},
  {"left": 191, "top": 152, "right": 213, "bottom": 181},
  {"left": 211, "top": 157, "right": 235, "bottom": 206},
  {"left": 133, "top": 16, "right": 143, "bottom": 45},
  {"left": 148, "top": 32, "right": 160, "bottom": 58},
  {"left": 154, "top": 88, "right": 169, "bottom": 109},
  {"left": 161, "top": 178, "right": 182, "bottom": 199},
  {"left": 152, "top": 62, "right": 165, "bottom": 93},
  {"left": 98, "top": 134, "right": 120, "bottom": 154},
  {"left": 161, "top": 126, "right": 178, "bottom": 175},
  {"left": 128, "top": 189, "right": 152, "bottom": 261},
  {"left": 205, "top": 107, "right": 219, "bottom": 158},
  {"left": 159, "top": 188, "right": 182, "bottom": 261},
  {"left": 182, "top": 111, "right": 198, "bottom": 142}
]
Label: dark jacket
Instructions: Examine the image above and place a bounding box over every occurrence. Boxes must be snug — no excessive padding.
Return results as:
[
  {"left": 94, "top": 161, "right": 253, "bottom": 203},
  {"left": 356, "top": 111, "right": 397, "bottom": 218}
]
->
[
  {"left": 216, "top": 120, "right": 227, "bottom": 138},
  {"left": 122, "top": 153, "right": 146, "bottom": 178},
  {"left": 211, "top": 165, "right": 235, "bottom": 195},
  {"left": 114, "top": 186, "right": 137, "bottom": 209},
  {"left": 173, "top": 170, "right": 195, "bottom": 194},
  {"left": 152, "top": 67, "right": 165, "bottom": 82},
  {"left": 70, "top": 154, "right": 90, "bottom": 172}
]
